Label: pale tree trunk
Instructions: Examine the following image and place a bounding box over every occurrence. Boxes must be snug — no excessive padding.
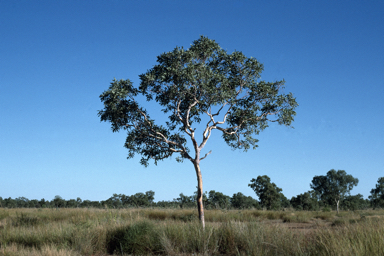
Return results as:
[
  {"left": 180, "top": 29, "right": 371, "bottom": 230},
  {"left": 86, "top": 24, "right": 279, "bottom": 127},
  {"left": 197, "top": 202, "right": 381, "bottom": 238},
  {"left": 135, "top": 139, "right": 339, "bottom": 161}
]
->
[
  {"left": 335, "top": 199, "right": 340, "bottom": 214},
  {"left": 194, "top": 161, "right": 205, "bottom": 229}
]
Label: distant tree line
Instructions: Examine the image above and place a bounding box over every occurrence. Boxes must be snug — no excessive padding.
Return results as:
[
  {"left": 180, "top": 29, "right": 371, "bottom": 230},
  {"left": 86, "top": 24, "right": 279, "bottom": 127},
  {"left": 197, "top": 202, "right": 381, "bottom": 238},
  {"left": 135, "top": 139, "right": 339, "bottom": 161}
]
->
[
  {"left": 0, "top": 191, "right": 258, "bottom": 210},
  {"left": 1, "top": 170, "right": 383, "bottom": 211}
]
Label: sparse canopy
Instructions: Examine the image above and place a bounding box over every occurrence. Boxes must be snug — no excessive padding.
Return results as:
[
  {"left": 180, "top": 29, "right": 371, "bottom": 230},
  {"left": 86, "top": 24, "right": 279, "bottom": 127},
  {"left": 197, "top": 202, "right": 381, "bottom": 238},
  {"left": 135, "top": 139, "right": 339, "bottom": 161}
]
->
[
  {"left": 99, "top": 36, "right": 298, "bottom": 227},
  {"left": 310, "top": 169, "right": 358, "bottom": 213}
]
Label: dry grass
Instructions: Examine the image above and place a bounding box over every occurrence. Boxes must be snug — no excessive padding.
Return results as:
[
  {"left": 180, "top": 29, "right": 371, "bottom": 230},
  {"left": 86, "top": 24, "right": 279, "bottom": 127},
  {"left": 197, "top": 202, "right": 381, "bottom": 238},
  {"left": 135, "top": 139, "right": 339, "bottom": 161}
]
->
[{"left": 0, "top": 208, "right": 383, "bottom": 255}]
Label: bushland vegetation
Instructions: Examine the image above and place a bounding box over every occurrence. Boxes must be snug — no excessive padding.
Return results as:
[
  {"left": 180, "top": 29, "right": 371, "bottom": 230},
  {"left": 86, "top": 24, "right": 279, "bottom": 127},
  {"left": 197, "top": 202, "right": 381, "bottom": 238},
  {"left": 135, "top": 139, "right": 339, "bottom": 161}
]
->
[
  {"left": 0, "top": 188, "right": 370, "bottom": 212},
  {"left": 1, "top": 207, "right": 384, "bottom": 255},
  {"left": 2, "top": 171, "right": 378, "bottom": 212},
  {"left": 1, "top": 173, "right": 383, "bottom": 255}
]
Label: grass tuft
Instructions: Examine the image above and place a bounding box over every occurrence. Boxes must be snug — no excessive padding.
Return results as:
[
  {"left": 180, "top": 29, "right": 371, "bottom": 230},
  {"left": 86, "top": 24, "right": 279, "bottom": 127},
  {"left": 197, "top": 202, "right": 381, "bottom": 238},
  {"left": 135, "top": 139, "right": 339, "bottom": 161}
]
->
[{"left": 106, "top": 220, "right": 162, "bottom": 255}]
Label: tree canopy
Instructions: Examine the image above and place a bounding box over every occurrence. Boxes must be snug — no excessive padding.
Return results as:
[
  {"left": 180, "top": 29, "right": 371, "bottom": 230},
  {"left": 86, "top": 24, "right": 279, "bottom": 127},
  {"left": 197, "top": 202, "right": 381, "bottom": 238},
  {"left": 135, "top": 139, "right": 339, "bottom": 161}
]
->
[
  {"left": 230, "top": 192, "right": 260, "bottom": 209},
  {"left": 98, "top": 36, "right": 298, "bottom": 226},
  {"left": 290, "top": 191, "right": 319, "bottom": 211},
  {"left": 369, "top": 177, "right": 384, "bottom": 208},
  {"left": 248, "top": 175, "right": 287, "bottom": 210},
  {"left": 310, "top": 169, "right": 358, "bottom": 213}
]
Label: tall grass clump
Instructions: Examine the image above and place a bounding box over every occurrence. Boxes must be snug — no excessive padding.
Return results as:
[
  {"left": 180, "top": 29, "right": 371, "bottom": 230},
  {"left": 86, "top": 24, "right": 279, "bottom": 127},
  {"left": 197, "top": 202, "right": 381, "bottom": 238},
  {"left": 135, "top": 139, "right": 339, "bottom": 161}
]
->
[{"left": 106, "top": 220, "right": 162, "bottom": 255}]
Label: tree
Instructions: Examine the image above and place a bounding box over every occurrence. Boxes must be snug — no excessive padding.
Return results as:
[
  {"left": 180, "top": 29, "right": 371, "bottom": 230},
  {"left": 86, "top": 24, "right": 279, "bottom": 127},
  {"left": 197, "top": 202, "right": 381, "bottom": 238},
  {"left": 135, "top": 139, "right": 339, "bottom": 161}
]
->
[
  {"left": 4, "top": 197, "right": 16, "bottom": 208},
  {"left": 290, "top": 191, "right": 319, "bottom": 211},
  {"left": 369, "top": 177, "right": 384, "bottom": 208},
  {"left": 207, "top": 190, "right": 230, "bottom": 209},
  {"left": 98, "top": 36, "right": 298, "bottom": 227},
  {"left": 280, "top": 193, "right": 291, "bottom": 209},
  {"left": 145, "top": 190, "right": 155, "bottom": 206},
  {"left": 174, "top": 193, "right": 196, "bottom": 208},
  {"left": 310, "top": 169, "right": 358, "bottom": 213},
  {"left": 29, "top": 199, "right": 39, "bottom": 208},
  {"left": 248, "top": 175, "right": 285, "bottom": 210},
  {"left": 127, "top": 191, "right": 155, "bottom": 207},
  {"left": 76, "top": 197, "right": 82, "bottom": 208},
  {"left": 230, "top": 192, "right": 259, "bottom": 209},
  {"left": 342, "top": 194, "right": 369, "bottom": 210},
  {"left": 81, "top": 200, "right": 92, "bottom": 208},
  {"left": 15, "top": 197, "right": 30, "bottom": 208},
  {"left": 66, "top": 199, "right": 77, "bottom": 208},
  {"left": 52, "top": 195, "right": 66, "bottom": 208},
  {"left": 105, "top": 193, "right": 123, "bottom": 208},
  {"left": 38, "top": 198, "right": 48, "bottom": 208}
]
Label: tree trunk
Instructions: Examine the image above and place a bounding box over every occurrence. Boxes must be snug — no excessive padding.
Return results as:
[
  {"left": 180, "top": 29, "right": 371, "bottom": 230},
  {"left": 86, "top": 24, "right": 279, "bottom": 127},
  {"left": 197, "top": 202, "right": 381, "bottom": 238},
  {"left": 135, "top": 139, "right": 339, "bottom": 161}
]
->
[
  {"left": 336, "top": 199, "right": 340, "bottom": 214},
  {"left": 194, "top": 161, "right": 205, "bottom": 229}
]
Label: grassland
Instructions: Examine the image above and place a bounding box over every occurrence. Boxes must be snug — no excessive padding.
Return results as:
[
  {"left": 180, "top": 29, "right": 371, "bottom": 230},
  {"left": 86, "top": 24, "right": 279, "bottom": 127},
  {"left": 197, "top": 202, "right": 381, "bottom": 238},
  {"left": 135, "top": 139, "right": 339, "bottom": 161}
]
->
[{"left": 1, "top": 207, "right": 384, "bottom": 255}]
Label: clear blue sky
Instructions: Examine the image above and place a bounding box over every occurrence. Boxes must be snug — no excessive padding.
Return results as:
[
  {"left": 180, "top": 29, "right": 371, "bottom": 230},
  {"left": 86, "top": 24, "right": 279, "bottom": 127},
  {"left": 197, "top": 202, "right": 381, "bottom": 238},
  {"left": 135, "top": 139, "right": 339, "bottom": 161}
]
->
[{"left": 1, "top": 0, "right": 383, "bottom": 202}]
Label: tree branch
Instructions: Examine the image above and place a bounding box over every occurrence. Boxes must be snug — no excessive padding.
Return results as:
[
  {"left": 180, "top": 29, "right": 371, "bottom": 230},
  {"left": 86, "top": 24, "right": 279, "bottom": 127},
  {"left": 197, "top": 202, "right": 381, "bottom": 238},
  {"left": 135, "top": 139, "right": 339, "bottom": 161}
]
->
[{"left": 200, "top": 150, "right": 212, "bottom": 161}]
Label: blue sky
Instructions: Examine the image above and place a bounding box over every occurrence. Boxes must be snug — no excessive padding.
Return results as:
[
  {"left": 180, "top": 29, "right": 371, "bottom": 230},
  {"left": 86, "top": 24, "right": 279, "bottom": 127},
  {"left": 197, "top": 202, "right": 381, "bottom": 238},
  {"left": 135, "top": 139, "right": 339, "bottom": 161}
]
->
[{"left": 1, "top": 0, "right": 383, "bottom": 202}]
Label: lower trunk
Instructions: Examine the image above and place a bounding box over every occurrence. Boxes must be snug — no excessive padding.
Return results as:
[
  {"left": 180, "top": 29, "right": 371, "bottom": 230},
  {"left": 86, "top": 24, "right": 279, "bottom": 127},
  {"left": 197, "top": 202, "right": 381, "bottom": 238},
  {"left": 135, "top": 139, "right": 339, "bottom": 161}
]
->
[
  {"left": 194, "top": 161, "right": 205, "bottom": 229},
  {"left": 336, "top": 199, "right": 340, "bottom": 214}
]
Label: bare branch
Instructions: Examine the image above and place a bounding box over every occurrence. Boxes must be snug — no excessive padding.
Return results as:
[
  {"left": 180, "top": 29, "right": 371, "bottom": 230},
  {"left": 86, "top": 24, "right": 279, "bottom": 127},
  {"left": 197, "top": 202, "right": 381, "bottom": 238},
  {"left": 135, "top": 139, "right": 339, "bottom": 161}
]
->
[{"left": 199, "top": 150, "right": 212, "bottom": 161}]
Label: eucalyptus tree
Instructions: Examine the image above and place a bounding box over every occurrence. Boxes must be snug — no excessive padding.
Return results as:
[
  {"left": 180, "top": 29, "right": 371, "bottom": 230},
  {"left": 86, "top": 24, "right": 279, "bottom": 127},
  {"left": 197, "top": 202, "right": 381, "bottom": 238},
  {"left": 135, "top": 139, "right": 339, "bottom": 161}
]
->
[
  {"left": 248, "top": 175, "right": 286, "bottom": 210},
  {"left": 98, "top": 36, "right": 298, "bottom": 227},
  {"left": 369, "top": 177, "right": 384, "bottom": 208},
  {"left": 310, "top": 169, "right": 358, "bottom": 213}
]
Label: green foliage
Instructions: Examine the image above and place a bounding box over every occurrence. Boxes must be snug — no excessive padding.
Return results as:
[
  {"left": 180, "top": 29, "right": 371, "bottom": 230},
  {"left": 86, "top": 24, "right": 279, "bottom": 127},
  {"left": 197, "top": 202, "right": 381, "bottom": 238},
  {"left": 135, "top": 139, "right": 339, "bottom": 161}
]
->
[
  {"left": 311, "top": 169, "right": 359, "bottom": 212},
  {"left": 98, "top": 35, "right": 297, "bottom": 166},
  {"left": 248, "top": 175, "right": 286, "bottom": 210},
  {"left": 230, "top": 192, "right": 260, "bottom": 209},
  {"left": 52, "top": 195, "right": 66, "bottom": 208},
  {"left": 280, "top": 193, "right": 291, "bottom": 208},
  {"left": 369, "top": 177, "right": 384, "bottom": 208},
  {"left": 128, "top": 191, "right": 155, "bottom": 207},
  {"left": 342, "top": 194, "right": 369, "bottom": 210},
  {"left": 14, "top": 197, "right": 30, "bottom": 208},
  {"left": 206, "top": 190, "right": 231, "bottom": 209},
  {"left": 103, "top": 190, "right": 156, "bottom": 208},
  {"left": 174, "top": 193, "right": 196, "bottom": 208},
  {"left": 290, "top": 191, "right": 319, "bottom": 211}
]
